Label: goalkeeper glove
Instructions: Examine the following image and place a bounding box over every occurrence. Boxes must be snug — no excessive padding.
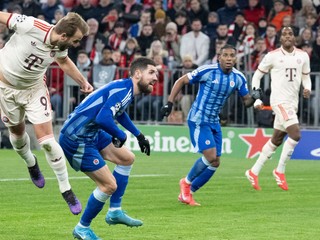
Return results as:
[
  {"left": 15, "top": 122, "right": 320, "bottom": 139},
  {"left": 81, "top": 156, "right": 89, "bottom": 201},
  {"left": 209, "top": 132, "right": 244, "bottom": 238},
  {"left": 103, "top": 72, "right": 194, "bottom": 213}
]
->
[
  {"left": 137, "top": 133, "right": 150, "bottom": 156},
  {"left": 160, "top": 101, "right": 173, "bottom": 118},
  {"left": 251, "top": 87, "right": 263, "bottom": 100}
]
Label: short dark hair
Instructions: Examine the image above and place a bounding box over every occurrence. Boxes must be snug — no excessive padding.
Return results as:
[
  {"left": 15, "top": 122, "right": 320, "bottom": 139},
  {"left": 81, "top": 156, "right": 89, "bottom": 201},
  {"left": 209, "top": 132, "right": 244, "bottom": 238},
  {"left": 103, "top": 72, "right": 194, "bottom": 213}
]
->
[
  {"left": 220, "top": 44, "right": 236, "bottom": 53},
  {"left": 129, "top": 57, "right": 156, "bottom": 76}
]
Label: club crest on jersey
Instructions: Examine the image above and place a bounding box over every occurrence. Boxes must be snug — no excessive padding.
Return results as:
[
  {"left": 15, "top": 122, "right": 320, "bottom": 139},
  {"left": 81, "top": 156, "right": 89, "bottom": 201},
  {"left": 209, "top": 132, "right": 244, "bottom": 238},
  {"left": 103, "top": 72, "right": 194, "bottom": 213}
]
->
[
  {"left": 230, "top": 81, "right": 235, "bottom": 87},
  {"left": 93, "top": 159, "right": 99, "bottom": 165},
  {"left": 205, "top": 140, "right": 211, "bottom": 145},
  {"left": 50, "top": 51, "right": 56, "bottom": 57}
]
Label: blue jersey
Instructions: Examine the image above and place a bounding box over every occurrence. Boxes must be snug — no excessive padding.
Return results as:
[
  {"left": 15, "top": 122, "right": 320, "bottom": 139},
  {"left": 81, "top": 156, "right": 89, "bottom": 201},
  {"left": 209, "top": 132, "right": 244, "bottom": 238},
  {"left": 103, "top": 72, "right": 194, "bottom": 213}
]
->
[
  {"left": 60, "top": 78, "right": 140, "bottom": 143},
  {"left": 187, "top": 63, "right": 249, "bottom": 124}
]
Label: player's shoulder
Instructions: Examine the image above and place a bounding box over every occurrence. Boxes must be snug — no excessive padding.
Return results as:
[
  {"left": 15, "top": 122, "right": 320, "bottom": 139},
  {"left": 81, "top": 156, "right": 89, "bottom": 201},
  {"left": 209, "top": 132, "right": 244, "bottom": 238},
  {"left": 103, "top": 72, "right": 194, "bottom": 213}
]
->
[
  {"left": 232, "top": 68, "right": 246, "bottom": 80},
  {"left": 268, "top": 48, "right": 282, "bottom": 55},
  {"left": 198, "top": 63, "right": 219, "bottom": 72},
  {"left": 295, "top": 48, "right": 309, "bottom": 58}
]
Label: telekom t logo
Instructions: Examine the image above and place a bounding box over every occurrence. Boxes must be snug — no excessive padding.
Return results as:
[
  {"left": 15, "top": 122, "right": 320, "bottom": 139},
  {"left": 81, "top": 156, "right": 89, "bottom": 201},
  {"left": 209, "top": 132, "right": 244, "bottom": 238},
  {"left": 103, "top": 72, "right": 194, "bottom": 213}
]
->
[{"left": 24, "top": 54, "right": 44, "bottom": 70}]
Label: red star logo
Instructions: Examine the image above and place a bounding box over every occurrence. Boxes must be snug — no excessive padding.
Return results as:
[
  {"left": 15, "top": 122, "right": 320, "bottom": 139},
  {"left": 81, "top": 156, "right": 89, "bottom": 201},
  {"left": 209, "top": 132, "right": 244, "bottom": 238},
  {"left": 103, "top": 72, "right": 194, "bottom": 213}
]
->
[{"left": 239, "top": 129, "right": 271, "bottom": 158}]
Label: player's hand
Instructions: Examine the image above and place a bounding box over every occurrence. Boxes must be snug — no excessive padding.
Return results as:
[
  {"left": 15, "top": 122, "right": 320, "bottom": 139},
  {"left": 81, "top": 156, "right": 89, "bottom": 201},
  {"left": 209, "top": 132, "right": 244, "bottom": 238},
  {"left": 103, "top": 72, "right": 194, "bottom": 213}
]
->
[
  {"left": 160, "top": 101, "right": 173, "bottom": 118},
  {"left": 80, "top": 82, "right": 94, "bottom": 94},
  {"left": 112, "top": 135, "right": 127, "bottom": 148},
  {"left": 251, "top": 88, "right": 263, "bottom": 100},
  {"left": 253, "top": 99, "right": 264, "bottom": 110},
  {"left": 137, "top": 133, "right": 150, "bottom": 156},
  {"left": 303, "top": 89, "right": 311, "bottom": 99}
]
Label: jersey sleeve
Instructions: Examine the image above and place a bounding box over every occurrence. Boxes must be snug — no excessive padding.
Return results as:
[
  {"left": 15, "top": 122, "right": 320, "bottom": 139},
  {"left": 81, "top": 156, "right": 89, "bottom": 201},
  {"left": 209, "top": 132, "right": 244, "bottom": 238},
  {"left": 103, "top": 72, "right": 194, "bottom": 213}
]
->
[
  {"left": 237, "top": 74, "right": 250, "bottom": 97},
  {"left": 7, "top": 14, "right": 34, "bottom": 34},
  {"left": 302, "top": 52, "right": 311, "bottom": 74},
  {"left": 257, "top": 52, "right": 273, "bottom": 73},
  {"left": 187, "top": 65, "right": 211, "bottom": 84}
]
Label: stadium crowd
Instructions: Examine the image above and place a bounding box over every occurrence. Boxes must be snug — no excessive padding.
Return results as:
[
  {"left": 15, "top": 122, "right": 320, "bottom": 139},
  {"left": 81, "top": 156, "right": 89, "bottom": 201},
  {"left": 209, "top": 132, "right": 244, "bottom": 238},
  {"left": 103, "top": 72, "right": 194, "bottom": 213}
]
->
[{"left": 0, "top": 0, "right": 319, "bottom": 124}]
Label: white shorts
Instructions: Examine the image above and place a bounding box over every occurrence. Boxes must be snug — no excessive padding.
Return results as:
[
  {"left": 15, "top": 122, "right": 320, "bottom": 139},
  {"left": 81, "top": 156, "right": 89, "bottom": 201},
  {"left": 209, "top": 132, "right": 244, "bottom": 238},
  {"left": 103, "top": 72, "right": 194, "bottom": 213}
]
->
[
  {"left": 0, "top": 81, "right": 52, "bottom": 127},
  {"left": 272, "top": 103, "right": 299, "bottom": 132}
]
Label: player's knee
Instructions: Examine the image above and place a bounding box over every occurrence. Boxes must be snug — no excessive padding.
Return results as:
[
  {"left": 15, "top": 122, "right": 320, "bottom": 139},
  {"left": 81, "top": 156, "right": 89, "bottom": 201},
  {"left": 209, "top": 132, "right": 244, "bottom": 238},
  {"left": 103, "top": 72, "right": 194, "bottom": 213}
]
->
[
  {"left": 211, "top": 159, "right": 220, "bottom": 168},
  {"left": 101, "top": 182, "right": 117, "bottom": 195}
]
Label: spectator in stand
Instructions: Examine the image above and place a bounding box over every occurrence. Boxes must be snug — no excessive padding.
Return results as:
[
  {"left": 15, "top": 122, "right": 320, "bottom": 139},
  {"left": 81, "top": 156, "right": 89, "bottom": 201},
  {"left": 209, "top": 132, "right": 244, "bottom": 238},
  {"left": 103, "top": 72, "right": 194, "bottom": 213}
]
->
[
  {"left": 281, "top": 15, "right": 299, "bottom": 36},
  {"left": 83, "top": 18, "right": 108, "bottom": 64},
  {"left": 147, "top": 39, "right": 169, "bottom": 65},
  {"left": 136, "top": 23, "right": 158, "bottom": 56},
  {"left": 71, "top": 0, "right": 97, "bottom": 21},
  {"left": 174, "top": 10, "right": 190, "bottom": 36},
  {"left": 129, "top": 10, "right": 151, "bottom": 38},
  {"left": 187, "top": 0, "right": 209, "bottom": 26},
  {"left": 42, "top": 0, "right": 66, "bottom": 24},
  {"left": 153, "top": 9, "right": 169, "bottom": 40},
  {"left": 166, "top": 0, "right": 187, "bottom": 22},
  {"left": 95, "top": 0, "right": 114, "bottom": 24},
  {"left": 209, "top": 39, "right": 226, "bottom": 64},
  {"left": 228, "top": 10, "right": 247, "bottom": 45},
  {"left": 250, "top": 37, "right": 267, "bottom": 70},
  {"left": 237, "top": 22, "right": 257, "bottom": 70},
  {"left": 137, "top": 54, "right": 165, "bottom": 121},
  {"left": 296, "top": 27, "right": 315, "bottom": 48},
  {"left": 115, "top": 0, "right": 143, "bottom": 28},
  {"left": 100, "top": 7, "right": 120, "bottom": 38},
  {"left": 217, "top": 0, "right": 240, "bottom": 26},
  {"left": 180, "top": 18, "right": 210, "bottom": 66},
  {"left": 243, "top": 0, "right": 266, "bottom": 27},
  {"left": 47, "top": 62, "right": 64, "bottom": 119},
  {"left": 112, "top": 49, "right": 121, "bottom": 66},
  {"left": 52, "top": 8, "right": 65, "bottom": 24},
  {"left": 162, "top": 21, "right": 182, "bottom": 68},
  {"left": 208, "top": 0, "right": 225, "bottom": 12},
  {"left": 311, "top": 32, "right": 320, "bottom": 72},
  {"left": 208, "top": 23, "right": 236, "bottom": 60},
  {"left": 294, "top": 1, "right": 317, "bottom": 30},
  {"left": 264, "top": 24, "right": 279, "bottom": 51},
  {"left": 267, "top": 0, "right": 293, "bottom": 31},
  {"left": 107, "top": 21, "right": 128, "bottom": 52},
  {"left": 21, "top": 0, "right": 44, "bottom": 18},
  {"left": 257, "top": 17, "right": 267, "bottom": 37},
  {"left": 119, "top": 38, "right": 140, "bottom": 78},
  {"left": 299, "top": 12, "right": 318, "bottom": 37},
  {"left": 148, "top": 0, "right": 163, "bottom": 23},
  {"left": 203, "top": 11, "right": 219, "bottom": 40},
  {"left": 171, "top": 54, "right": 199, "bottom": 121}
]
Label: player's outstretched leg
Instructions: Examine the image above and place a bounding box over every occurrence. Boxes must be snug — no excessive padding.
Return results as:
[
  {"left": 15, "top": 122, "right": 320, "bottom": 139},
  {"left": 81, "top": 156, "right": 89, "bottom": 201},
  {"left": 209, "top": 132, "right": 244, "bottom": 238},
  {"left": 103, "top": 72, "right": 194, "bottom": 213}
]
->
[
  {"left": 27, "top": 155, "right": 45, "bottom": 188},
  {"left": 273, "top": 169, "right": 288, "bottom": 190},
  {"left": 73, "top": 224, "right": 101, "bottom": 240},
  {"left": 106, "top": 210, "right": 143, "bottom": 227},
  {"left": 245, "top": 169, "right": 261, "bottom": 190}
]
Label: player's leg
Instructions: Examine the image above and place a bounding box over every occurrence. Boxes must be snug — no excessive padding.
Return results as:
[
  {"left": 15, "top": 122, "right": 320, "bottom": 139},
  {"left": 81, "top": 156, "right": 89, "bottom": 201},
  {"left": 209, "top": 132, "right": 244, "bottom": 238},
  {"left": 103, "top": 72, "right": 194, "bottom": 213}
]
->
[
  {"left": 0, "top": 85, "right": 44, "bottom": 188},
  {"left": 60, "top": 134, "right": 114, "bottom": 239},
  {"left": 273, "top": 121, "right": 300, "bottom": 190},
  {"left": 101, "top": 143, "right": 143, "bottom": 227}
]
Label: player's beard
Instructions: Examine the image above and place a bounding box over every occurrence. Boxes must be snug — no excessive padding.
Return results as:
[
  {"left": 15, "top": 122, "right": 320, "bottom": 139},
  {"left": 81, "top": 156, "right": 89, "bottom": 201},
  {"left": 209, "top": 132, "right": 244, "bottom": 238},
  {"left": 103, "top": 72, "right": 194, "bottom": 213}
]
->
[
  {"left": 137, "top": 79, "right": 153, "bottom": 94},
  {"left": 57, "top": 42, "right": 70, "bottom": 51}
]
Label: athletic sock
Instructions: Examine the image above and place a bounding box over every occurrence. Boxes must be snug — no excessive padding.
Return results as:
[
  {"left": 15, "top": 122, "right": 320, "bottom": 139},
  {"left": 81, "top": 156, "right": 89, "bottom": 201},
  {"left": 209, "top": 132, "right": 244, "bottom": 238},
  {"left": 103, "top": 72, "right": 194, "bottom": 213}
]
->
[
  {"left": 9, "top": 132, "right": 35, "bottom": 167},
  {"left": 186, "top": 156, "right": 210, "bottom": 183},
  {"left": 251, "top": 139, "right": 277, "bottom": 176},
  {"left": 39, "top": 136, "right": 70, "bottom": 192},
  {"left": 110, "top": 165, "right": 132, "bottom": 208},
  {"left": 80, "top": 188, "right": 110, "bottom": 227},
  {"left": 191, "top": 166, "right": 216, "bottom": 192},
  {"left": 276, "top": 137, "right": 298, "bottom": 173}
]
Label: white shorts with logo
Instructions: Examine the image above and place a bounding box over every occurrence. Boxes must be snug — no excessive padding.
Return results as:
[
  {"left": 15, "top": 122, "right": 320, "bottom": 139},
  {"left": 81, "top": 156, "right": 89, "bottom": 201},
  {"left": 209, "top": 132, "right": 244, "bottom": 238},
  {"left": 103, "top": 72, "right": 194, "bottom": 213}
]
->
[
  {"left": 0, "top": 81, "right": 52, "bottom": 127},
  {"left": 272, "top": 103, "right": 299, "bottom": 132}
]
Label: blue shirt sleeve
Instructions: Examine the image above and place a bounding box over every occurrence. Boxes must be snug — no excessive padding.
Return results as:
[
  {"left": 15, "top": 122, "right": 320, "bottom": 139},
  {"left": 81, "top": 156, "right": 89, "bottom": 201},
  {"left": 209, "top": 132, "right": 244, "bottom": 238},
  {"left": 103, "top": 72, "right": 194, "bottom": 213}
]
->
[{"left": 117, "top": 112, "right": 140, "bottom": 137}]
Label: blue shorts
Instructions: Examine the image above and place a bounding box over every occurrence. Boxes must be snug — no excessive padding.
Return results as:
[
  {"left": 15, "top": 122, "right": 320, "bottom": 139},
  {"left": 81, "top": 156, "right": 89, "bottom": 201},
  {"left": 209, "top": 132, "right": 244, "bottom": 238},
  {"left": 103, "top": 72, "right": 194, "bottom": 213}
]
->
[
  {"left": 188, "top": 120, "right": 222, "bottom": 156},
  {"left": 59, "top": 130, "right": 112, "bottom": 172}
]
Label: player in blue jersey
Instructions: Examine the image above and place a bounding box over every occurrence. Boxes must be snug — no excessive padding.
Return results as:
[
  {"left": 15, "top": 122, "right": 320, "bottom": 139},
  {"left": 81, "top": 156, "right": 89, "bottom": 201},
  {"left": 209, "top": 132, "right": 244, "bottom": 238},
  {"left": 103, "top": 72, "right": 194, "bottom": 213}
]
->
[
  {"left": 161, "top": 44, "right": 262, "bottom": 206},
  {"left": 59, "top": 57, "right": 158, "bottom": 239}
]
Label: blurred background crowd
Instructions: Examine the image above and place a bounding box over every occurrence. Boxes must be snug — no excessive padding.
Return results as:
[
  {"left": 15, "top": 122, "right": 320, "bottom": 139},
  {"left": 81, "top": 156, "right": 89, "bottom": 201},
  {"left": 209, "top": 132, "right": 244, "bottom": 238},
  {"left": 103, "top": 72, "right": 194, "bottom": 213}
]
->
[{"left": 0, "top": 0, "right": 319, "bottom": 127}]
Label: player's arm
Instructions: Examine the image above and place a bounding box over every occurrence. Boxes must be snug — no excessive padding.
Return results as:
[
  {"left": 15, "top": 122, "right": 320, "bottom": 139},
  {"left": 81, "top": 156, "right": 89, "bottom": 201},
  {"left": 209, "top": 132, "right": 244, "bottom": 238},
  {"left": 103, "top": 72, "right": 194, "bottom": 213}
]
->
[
  {"left": 302, "top": 54, "right": 312, "bottom": 99},
  {"left": 55, "top": 56, "right": 93, "bottom": 94},
  {"left": 117, "top": 112, "right": 150, "bottom": 155},
  {"left": 0, "top": 11, "right": 11, "bottom": 25},
  {"left": 160, "top": 74, "right": 189, "bottom": 117}
]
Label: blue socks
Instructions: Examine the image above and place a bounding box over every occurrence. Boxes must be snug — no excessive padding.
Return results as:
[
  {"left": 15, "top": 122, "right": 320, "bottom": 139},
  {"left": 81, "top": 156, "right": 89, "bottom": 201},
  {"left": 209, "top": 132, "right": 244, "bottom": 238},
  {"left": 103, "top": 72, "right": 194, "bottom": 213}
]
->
[
  {"left": 110, "top": 165, "right": 132, "bottom": 208},
  {"left": 186, "top": 156, "right": 217, "bottom": 193},
  {"left": 80, "top": 188, "right": 109, "bottom": 227}
]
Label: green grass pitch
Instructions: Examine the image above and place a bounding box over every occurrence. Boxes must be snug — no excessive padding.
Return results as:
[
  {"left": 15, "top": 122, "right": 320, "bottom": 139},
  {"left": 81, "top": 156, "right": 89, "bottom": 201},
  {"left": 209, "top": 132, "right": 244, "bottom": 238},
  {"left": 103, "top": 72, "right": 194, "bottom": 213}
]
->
[{"left": 1, "top": 149, "right": 320, "bottom": 240}]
